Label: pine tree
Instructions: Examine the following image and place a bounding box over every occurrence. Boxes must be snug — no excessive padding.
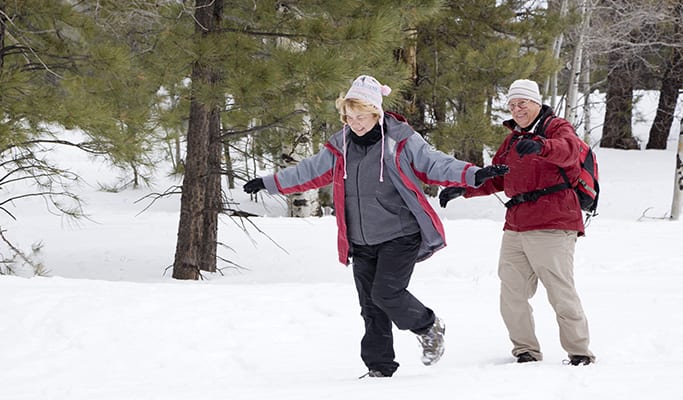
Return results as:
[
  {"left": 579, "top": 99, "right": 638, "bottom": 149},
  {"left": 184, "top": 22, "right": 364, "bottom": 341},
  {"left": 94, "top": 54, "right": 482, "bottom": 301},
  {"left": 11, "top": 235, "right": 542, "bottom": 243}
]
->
[
  {"left": 155, "top": 1, "right": 441, "bottom": 279},
  {"left": 410, "top": 0, "right": 561, "bottom": 165},
  {"left": 61, "top": 1, "right": 174, "bottom": 188},
  {"left": 170, "top": 0, "right": 223, "bottom": 279},
  {"left": 0, "top": 0, "right": 162, "bottom": 272},
  {"left": 0, "top": 1, "right": 105, "bottom": 218}
]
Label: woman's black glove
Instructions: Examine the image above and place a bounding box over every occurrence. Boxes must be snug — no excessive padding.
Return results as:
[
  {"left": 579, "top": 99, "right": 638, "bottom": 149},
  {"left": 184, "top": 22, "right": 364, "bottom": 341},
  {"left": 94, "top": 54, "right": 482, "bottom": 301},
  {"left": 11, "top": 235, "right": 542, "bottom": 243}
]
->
[
  {"left": 474, "top": 165, "right": 509, "bottom": 186},
  {"left": 243, "top": 178, "right": 265, "bottom": 194},
  {"left": 515, "top": 139, "right": 542, "bottom": 157},
  {"left": 439, "top": 187, "right": 467, "bottom": 208}
]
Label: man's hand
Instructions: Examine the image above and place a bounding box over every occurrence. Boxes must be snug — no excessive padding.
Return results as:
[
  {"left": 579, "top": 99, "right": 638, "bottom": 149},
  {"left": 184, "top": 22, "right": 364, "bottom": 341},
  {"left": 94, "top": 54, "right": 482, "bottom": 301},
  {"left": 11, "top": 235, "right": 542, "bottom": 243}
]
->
[
  {"left": 515, "top": 139, "right": 542, "bottom": 157},
  {"left": 439, "top": 187, "right": 466, "bottom": 208}
]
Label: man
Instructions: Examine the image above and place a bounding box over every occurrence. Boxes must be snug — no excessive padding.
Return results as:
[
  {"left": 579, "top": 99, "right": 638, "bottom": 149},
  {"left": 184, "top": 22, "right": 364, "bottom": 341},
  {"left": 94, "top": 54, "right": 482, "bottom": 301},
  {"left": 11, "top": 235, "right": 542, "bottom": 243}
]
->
[{"left": 439, "top": 79, "right": 595, "bottom": 366}]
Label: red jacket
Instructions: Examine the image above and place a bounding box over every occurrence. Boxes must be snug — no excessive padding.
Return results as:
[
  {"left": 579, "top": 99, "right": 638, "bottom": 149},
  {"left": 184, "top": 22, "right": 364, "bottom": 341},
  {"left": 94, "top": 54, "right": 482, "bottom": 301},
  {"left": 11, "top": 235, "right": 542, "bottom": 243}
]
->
[{"left": 466, "top": 108, "right": 585, "bottom": 235}]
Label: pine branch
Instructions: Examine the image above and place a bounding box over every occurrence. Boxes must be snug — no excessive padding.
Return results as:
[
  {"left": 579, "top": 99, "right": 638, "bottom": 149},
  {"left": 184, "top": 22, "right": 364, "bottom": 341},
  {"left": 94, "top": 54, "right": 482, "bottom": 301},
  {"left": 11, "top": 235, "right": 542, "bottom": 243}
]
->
[
  {"left": 219, "top": 109, "right": 308, "bottom": 138},
  {"left": 133, "top": 185, "right": 183, "bottom": 215},
  {"left": 0, "top": 228, "right": 48, "bottom": 276},
  {"left": 17, "top": 139, "right": 110, "bottom": 155}
]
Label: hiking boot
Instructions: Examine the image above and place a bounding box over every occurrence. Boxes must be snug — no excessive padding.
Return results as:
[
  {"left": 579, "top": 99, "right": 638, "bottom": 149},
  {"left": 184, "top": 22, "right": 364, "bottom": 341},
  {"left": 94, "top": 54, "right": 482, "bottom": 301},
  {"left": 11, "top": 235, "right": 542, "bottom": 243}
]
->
[
  {"left": 568, "top": 355, "right": 592, "bottom": 366},
  {"left": 358, "top": 369, "right": 391, "bottom": 379},
  {"left": 417, "top": 317, "right": 445, "bottom": 366},
  {"left": 516, "top": 352, "right": 538, "bottom": 363}
]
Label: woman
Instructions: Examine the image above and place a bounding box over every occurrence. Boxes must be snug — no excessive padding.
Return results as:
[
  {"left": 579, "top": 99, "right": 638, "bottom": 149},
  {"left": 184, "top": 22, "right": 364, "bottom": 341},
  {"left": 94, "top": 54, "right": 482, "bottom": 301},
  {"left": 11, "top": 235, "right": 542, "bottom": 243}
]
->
[{"left": 243, "top": 75, "right": 508, "bottom": 377}]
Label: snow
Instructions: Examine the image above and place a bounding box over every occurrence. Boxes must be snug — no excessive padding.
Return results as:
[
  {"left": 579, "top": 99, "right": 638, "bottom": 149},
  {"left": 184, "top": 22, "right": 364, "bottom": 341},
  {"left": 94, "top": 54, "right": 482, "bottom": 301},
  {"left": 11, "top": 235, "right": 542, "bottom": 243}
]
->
[{"left": 1, "top": 93, "right": 683, "bottom": 399}]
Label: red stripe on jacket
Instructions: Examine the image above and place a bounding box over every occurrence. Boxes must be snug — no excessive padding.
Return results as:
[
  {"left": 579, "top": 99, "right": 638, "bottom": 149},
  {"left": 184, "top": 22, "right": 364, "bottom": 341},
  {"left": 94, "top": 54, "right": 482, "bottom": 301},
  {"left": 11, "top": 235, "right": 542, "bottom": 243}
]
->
[{"left": 394, "top": 139, "right": 447, "bottom": 249}]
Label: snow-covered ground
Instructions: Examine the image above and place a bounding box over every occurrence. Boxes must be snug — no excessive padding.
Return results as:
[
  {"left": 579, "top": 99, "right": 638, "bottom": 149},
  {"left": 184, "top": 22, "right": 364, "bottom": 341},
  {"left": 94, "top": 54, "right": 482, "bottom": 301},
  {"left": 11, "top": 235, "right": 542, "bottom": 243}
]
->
[{"left": 1, "top": 92, "right": 682, "bottom": 399}]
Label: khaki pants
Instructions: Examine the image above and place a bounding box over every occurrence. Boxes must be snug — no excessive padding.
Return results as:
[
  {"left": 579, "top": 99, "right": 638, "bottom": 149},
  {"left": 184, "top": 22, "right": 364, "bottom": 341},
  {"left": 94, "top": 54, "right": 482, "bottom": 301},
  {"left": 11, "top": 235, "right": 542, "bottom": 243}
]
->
[{"left": 498, "top": 230, "right": 595, "bottom": 361}]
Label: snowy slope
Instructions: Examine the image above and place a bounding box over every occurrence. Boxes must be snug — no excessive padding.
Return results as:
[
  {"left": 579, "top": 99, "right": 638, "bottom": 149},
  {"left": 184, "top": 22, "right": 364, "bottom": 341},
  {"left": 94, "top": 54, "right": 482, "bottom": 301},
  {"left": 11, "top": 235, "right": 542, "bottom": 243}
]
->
[{"left": 1, "top": 92, "right": 682, "bottom": 399}]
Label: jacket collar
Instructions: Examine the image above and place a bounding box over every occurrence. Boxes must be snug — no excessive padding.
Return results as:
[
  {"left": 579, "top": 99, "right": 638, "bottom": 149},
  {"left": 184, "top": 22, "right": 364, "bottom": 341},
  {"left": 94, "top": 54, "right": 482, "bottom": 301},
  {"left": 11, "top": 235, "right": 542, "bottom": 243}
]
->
[{"left": 503, "top": 104, "right": 555, "bottom": 135}]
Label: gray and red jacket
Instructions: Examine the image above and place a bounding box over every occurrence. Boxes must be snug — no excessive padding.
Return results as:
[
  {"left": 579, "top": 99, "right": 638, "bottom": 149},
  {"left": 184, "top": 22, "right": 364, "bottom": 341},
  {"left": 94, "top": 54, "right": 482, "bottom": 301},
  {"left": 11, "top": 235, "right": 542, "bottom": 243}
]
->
[{"left": 262, "top": 112, "right": 481, "bottom": 265}]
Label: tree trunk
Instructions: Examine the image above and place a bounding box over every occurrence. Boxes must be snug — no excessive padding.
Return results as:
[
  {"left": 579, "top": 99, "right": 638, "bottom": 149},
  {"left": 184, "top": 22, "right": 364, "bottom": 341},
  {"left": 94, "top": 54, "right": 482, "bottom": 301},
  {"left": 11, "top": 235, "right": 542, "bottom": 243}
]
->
[
  {"left": 601, "top": 53, "right": 639, "bottom": 149},
  {"left": 172, "top": 0, "right": 223, "bottom": 280},
  {"left": 646, "top": 68, "right": 682, "bottom": 149},
  {"left": 647, "top": 2, "right": 683, "bottom": 150},
  {"left": 199, "top": 109, "right": 221, "bottom": 273},
  {"left": 646, "top": 22, "right": 683, "bottom": 150},
  {"left": 0, "top": 9, "right": 6, "bottom": 70},
  {"left": 224, "top": 139, "right": 235, "bottom": 189},
  {"left": 671, "top": 124, "right": 683, "bottom": 220},
  {"left": 398, "top": 25, "right": 424, "bottom": 133},
  {"left": 548, "top": 0, "right": 568, "bottom": 111},
  {"left": 288, "top": 190, "right": 320, "bottom": 217},
  {"left": 581, "top": 56, "right": 592, "bottom": 141},
  {"left": 564, "top": 0, "right": 589, "bottom": 126},
  {"left": 283, "top": 126, "right": 320, "bottom": 218},
  {"left": 173, "top": 102, "right": 211, "bottom": 280}
]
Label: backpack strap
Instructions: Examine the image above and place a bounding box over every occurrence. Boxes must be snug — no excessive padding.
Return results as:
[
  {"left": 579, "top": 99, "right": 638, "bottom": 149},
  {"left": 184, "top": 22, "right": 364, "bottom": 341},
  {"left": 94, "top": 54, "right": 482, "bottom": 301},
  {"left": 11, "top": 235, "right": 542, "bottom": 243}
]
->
[
  {"left": 534, "top": 114, "right": 555, "bottom": 138},
  {"left": 504, "top": 114, "right": 555, "bottom": 152},
  {"left": 504, "top": 182, "right": 570, "bottom": 208},
  {"left": 504, "top": 114, "right": 573, "bottom": 209}
]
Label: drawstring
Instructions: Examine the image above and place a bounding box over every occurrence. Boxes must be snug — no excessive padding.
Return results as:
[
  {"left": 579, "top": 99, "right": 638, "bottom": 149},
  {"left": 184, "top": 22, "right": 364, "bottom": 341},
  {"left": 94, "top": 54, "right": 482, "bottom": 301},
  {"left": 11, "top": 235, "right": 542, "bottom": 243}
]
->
[
  {"left": 342, "top": 124, "right": 348, "bottom": 179},
  {"left": 343, "top": 117, "right": 385, "bottom": 182},
  {"left": 379, "top": 116, "right": 385, "bottom": 182}
]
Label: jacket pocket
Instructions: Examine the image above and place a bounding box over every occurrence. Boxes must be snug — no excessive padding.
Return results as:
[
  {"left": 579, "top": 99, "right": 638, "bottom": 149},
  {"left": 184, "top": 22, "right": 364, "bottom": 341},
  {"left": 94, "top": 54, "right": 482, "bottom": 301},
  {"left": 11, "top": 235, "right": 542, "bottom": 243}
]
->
[{"left": 376, "top": 194, "right": 401, "bottom": 215}]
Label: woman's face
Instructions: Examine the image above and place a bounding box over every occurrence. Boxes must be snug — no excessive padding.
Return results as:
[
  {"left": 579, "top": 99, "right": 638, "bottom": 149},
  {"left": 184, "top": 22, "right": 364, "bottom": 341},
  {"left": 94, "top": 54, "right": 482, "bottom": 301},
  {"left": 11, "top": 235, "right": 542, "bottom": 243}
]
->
[{"left": 344, "top": 108, "right": 379, "bottom": 136}]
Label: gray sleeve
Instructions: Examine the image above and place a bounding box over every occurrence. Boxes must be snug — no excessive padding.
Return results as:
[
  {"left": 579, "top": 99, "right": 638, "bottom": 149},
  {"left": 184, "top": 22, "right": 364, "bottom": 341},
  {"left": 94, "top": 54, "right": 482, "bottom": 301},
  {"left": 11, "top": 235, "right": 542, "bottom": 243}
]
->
[
  {"left": 262, "top": 147, "right": 336, "bottom": 195},
  {"left": 404, "top": 134, "right": 480, "bottom": 187}
]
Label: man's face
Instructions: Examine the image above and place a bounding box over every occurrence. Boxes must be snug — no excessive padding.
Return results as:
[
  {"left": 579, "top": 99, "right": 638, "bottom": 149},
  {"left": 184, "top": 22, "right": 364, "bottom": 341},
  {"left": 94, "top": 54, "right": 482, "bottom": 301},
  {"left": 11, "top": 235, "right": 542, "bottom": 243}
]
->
[{"left": 508, "top": 99, "right": 542, "bottom": 129}]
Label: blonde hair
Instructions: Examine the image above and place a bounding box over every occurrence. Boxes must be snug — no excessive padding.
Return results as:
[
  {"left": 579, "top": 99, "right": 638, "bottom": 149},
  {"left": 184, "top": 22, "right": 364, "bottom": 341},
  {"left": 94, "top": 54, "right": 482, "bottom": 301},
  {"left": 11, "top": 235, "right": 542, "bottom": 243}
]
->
[{"left": 335, "top": 97, "right": 381, "bottom": 124}]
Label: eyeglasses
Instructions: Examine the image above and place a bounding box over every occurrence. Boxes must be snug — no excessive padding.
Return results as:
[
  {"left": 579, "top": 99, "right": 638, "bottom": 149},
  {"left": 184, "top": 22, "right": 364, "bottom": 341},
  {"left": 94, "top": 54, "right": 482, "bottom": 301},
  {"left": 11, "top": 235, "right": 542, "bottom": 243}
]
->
[{"left": 508, "top": 99, "right": 530, "bottom": 111}]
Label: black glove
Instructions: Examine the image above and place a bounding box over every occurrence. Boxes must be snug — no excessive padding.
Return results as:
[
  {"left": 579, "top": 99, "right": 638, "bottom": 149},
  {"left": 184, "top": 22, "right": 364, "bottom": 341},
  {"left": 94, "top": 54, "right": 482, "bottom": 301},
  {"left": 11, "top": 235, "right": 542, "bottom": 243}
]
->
[
  {"left": 243, "top": 177, "right": 265, "bottom": 194},
  {"left": 474, "top": 164, "right": 509, "bottom": 186},
  {"left": 515, "top": 139, "right": 542, "bottom": 157},
  {"left": 439, "top": 187, "right": 466, "bottom": 208}
]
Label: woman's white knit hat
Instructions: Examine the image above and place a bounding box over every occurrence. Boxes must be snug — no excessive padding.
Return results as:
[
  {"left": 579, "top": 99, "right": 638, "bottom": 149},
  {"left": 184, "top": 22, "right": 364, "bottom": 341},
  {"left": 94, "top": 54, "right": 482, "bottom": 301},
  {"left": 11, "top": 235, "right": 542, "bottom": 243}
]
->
[
  {"left": 342, "top": 75, "right": 392, "bottom": 182},
  {"left": 507, "top": 79, "right": 542, "bottom": 105},
  {"left": 344, "top": 75, "right": 392, "bottom": 115}
]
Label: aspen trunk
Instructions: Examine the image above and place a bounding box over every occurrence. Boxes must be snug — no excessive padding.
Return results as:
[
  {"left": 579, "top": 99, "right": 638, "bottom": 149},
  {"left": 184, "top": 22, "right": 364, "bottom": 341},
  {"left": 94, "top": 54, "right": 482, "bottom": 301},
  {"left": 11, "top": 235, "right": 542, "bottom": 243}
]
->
[{"left": 671, "top": 126, "right": 683, "bottom": 220}]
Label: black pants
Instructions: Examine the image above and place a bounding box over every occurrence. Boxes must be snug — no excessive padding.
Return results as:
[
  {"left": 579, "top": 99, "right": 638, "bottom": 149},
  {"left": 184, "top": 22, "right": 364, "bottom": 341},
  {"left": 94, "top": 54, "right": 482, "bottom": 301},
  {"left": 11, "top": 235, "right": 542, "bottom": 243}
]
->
[{"left": 352, "top": 233, "right": 435, "bottom": 375}]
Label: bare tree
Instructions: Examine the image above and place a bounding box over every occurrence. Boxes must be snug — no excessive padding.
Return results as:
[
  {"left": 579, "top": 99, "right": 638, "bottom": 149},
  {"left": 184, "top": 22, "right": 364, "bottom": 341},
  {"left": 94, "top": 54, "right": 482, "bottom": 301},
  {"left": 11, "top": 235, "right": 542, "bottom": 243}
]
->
[
  {"left": 601, "top": 52, "right": 639, "bottom": 149},
  {"left": 583, "top": 0, "right": 683, "bottom": 149},
  {"left": 646, "top": 2, "right": 683, "bottom": 150},
  {"left": 547, "top": 0, "right": 569, "bottom": 111},
  {"left": 563, "top": 0, "right": 590, "bottom": 125}
]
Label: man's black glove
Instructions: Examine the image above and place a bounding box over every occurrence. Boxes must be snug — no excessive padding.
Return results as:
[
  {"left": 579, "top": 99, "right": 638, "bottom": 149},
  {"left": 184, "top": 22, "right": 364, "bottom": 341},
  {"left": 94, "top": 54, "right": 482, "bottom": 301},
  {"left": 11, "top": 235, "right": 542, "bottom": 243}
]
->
[
  {"left": 515, "top": 139, "right": 542, "bottom": 157},
  {"left": 243, "top": 178, "right": 265, "bottom": 194},
  {"left": 439, "top": 187, "right": 466, "bottom": 208},
  {"left": 474, "top": 164, "right": 510, "bottom": 186}
]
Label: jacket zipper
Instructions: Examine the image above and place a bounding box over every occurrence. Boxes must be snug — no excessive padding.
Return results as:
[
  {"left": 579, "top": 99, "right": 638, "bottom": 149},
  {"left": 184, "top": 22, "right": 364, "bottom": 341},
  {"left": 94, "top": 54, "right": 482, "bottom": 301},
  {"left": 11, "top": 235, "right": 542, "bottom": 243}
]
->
[{"left": 356, "top": 145, "right": 369, "bottom": 244}]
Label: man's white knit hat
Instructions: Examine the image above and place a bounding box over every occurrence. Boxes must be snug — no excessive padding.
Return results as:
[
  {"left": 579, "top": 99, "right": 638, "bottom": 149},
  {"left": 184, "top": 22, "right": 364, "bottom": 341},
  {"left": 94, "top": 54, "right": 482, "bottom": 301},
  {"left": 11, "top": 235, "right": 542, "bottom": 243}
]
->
[{"left": 507, "top": 79, "right": 542, "bottom": 105}]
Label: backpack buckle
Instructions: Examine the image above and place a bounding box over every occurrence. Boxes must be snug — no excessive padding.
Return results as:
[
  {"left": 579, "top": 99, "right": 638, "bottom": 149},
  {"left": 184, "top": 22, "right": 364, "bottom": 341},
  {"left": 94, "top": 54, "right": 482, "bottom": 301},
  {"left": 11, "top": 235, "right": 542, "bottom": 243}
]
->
[{"left": 517, "top": 192, "right": 539, "bottom": 203}]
